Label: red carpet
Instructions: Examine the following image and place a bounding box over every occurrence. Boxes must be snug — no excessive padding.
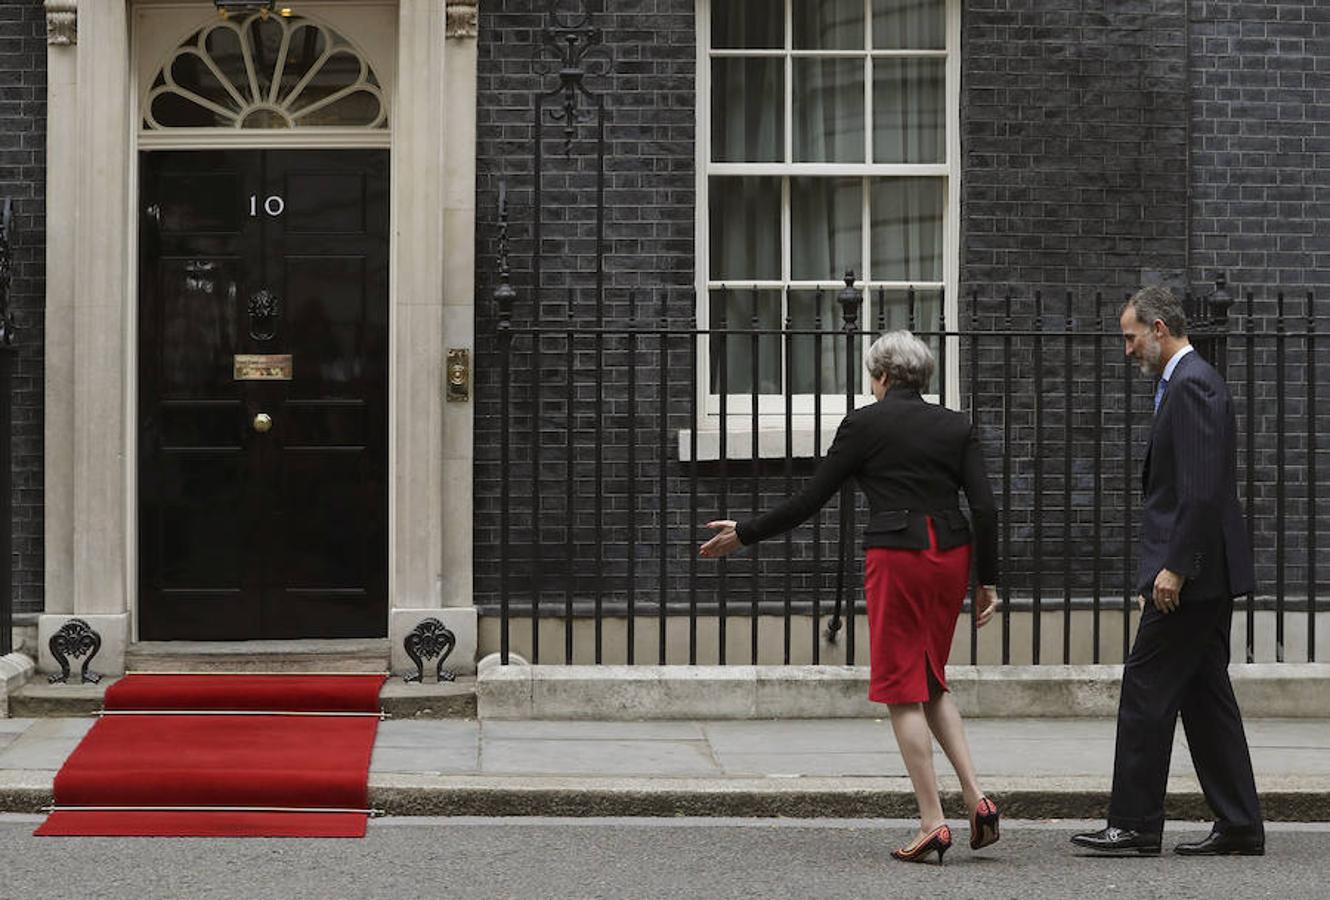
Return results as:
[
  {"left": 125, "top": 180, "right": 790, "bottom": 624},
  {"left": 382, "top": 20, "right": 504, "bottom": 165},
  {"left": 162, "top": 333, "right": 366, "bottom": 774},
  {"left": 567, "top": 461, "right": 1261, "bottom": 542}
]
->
[
  {"left": 103, "top": 674, "right": 385, "bottom": 713},
  {"left": 35, "top": 674, "right": 386, "bottom": 838}
]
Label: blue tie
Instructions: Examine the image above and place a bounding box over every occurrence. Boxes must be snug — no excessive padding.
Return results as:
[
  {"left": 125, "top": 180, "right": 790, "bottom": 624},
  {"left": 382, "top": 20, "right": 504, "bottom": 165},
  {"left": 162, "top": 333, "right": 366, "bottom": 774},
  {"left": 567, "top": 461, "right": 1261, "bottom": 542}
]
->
[{"left": 1153, "top": 377, "right": 1168, "bottom": 413}]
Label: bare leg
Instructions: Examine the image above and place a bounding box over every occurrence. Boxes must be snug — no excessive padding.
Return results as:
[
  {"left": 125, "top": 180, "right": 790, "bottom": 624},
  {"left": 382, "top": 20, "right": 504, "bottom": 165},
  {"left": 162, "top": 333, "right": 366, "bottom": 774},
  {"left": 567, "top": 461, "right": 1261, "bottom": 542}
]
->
[
  {"left": 888, "top": 701, "right": 946, "bottom": 841},
  {"left": 923, "top": 685, "right": 985, "bottom": 812}
]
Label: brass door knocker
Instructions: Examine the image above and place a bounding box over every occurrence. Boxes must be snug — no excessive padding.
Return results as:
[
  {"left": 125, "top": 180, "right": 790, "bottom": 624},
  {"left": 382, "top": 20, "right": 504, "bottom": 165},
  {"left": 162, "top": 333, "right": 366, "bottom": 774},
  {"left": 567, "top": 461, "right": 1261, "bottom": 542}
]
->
[{"left": 248, "top": 288, "right": 279, "bottom": 341}]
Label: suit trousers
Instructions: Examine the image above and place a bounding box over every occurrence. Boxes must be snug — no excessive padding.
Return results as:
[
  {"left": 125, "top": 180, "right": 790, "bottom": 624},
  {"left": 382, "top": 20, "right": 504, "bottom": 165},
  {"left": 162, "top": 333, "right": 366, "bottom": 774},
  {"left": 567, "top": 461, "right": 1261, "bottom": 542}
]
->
[{"left": 1107, "top": 593, "right": 1263, "bottom": 836}]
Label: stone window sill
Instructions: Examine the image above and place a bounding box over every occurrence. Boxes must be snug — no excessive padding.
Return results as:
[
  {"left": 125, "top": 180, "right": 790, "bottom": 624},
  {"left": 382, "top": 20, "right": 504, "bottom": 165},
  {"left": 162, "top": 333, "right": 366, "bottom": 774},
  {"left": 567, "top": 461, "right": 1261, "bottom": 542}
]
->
[{"left": 677, "top": 421, "right": 845, "bottom": 462}]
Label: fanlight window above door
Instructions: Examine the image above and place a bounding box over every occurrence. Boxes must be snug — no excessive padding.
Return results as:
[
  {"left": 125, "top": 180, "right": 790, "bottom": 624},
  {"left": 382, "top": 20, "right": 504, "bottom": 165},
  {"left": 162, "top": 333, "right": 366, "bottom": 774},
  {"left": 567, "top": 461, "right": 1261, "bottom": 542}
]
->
[{"left": 144, "top": 13, "right": 387, "bottom": 130}]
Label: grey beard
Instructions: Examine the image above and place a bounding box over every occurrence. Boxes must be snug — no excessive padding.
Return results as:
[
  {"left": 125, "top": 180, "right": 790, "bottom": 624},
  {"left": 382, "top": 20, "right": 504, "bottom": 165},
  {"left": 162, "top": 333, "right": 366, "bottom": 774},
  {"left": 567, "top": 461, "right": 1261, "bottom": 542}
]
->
[{"left": 1138, "top": 341, "right": 1163, "bottom": 376}]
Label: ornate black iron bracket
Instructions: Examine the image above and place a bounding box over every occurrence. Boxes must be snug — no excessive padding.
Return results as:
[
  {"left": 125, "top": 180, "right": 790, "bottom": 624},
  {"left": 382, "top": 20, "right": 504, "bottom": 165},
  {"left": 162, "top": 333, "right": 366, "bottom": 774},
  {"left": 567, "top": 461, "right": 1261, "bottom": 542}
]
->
[
  {"left": 534, "top": 0, "right": 612, "bottom": 152},
  {"left": 0, "top": 198, "right": 9, "bottom": 659},
  {"left": 402, "top": 617, "right": 457, "bottom": 683},
  {"left": 0, "top": 198, "right": 14, "bottom": 347},
  {"left": 493, "top": 179, "right": 515, "bottom": 331},
  {"left": 48, "top": 618, "right": 103, "bottom": 685},
  {"left": 248, "top": 288, "right": 279, "bottom": 341}
]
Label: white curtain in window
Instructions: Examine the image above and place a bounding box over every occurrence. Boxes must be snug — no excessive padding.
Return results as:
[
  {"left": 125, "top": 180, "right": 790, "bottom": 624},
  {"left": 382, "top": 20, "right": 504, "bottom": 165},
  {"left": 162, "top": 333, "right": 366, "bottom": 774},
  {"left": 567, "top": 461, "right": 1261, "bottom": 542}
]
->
[
  {"left": 709, "top": 177, "right": 781, "bottom": 393},
  {"left": 712, "top": 57, "right": 782, "bottom": 163},
  {"left": 793, "top": 0, "right": 864, "bottom": 51},
  {"left": 788, "top": 289, "right": 862, "bottom": 395},
  {"left": 873, "top": 0, "right": 945, "bottom": 49},
  {"left": 794, "top": 58, "right": 865, "bottom": 163},
  {"left": 712, "top": 0, "right": 783, "bottom": 49},
  {"left": 871, "top": 178, "right": 943, "bottom": 282},
  {"left": 790, "top": 177, "right": 862, "bottom": 394},
  {"left": 874, "top": 58, "right": 944, "bottom": 163},
  {"left": 709, "top": 289, "right": 782, "bottom": 394}
]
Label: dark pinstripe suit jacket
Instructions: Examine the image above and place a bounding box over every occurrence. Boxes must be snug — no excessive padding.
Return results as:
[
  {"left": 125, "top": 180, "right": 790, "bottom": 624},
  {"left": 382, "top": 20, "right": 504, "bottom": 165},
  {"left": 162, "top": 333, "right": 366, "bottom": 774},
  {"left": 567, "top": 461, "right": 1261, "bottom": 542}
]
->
[{"left": 1138, "top": 349, "right": 1255, "bottom": 602}]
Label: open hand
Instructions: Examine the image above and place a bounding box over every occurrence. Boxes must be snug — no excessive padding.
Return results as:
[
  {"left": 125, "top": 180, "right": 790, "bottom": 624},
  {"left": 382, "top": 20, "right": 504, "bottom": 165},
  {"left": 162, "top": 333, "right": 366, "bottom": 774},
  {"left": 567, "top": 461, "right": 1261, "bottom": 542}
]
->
[{"left": 699, "top": 520, "right": 742, "bottom": 558}]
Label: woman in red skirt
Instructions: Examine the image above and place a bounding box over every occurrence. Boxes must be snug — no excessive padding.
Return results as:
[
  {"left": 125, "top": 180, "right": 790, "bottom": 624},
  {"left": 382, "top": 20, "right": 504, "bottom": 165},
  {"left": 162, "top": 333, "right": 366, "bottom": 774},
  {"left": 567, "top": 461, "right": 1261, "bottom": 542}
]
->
[{"left": 701, "top": 330, "right": 1001, "bottom": 865}]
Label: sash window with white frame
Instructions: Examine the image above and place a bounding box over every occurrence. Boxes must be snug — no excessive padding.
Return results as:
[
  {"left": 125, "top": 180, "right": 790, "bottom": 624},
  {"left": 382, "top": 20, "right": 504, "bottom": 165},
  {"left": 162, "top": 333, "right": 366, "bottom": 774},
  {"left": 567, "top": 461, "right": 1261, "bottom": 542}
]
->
[{"left": 698, "top": 0, "right": 959, "bottom": 446}]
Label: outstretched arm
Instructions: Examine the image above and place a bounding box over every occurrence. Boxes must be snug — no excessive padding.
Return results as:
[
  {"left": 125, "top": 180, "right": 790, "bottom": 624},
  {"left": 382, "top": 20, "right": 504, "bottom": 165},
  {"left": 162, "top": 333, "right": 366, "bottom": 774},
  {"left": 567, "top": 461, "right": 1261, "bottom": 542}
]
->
[{"left": 698, "top": 415, "right": 865, "bottom": 557}]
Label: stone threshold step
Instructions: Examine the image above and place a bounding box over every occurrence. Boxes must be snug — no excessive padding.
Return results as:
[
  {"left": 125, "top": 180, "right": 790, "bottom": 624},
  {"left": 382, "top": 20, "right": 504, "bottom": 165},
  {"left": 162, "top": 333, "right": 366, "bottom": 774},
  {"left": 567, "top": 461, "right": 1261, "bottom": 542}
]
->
[
  {"left": 6, "top": 675, "right": 476, "bottom": 720},
  {"left": 126, "top": 639, "right": 391, "bottom": 674}
]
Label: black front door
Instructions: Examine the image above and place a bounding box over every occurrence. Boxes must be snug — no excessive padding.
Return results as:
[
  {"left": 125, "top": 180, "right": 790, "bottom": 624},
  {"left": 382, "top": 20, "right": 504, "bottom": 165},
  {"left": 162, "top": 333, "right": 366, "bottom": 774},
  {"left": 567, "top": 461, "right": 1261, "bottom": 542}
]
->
[{"left": 138, "top": 149, "right": 389, "bottom": 640}]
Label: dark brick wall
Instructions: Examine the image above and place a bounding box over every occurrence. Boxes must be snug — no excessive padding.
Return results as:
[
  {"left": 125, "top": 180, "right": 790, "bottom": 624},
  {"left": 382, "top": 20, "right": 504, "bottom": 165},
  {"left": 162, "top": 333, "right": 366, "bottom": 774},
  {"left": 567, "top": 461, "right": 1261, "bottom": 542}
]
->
[
  {"left": 962, "top": 0, "right": 1190, "bottom": 296},
  {"left": 474, "top": 0, "right": 1327, "bottom": 651},
  {"left": 1188, "top": 1, "right": 1330, "bottom": 597},
  {"left": 0, "top": 1, "right": 1320, "bottom": 637},
  {"left": 958, "top": 1, "right": 1192, "bottom": 610},
  {"left": 472, "top": 1, "right": 869, "bottom": 641},
  {"left": 472, "top": 0, "right": 755, "bottom": 635},
  {"left": 1189, "top": 1, "right": 1330, "bottom": 289},
  {"left": 0, "top": 2, "right": 45, "bottom": 616},
  {"left": 957, "top": 1, "right": 1327, "bottom": 609}
]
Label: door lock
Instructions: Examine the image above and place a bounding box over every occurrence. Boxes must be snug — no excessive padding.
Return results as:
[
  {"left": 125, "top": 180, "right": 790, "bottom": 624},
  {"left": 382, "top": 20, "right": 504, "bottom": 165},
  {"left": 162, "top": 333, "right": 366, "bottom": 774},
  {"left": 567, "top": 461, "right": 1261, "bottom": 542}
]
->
[{"left": 253, "top": 412, "right": 273, "bottom": 433}]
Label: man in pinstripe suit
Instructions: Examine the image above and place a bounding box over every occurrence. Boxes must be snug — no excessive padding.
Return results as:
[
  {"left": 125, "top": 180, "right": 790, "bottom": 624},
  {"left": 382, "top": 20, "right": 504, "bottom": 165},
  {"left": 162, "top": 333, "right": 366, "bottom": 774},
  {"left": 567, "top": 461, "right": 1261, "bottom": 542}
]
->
[{"left": 1072, "top": 286, "right": 1264, "bottom": 857}]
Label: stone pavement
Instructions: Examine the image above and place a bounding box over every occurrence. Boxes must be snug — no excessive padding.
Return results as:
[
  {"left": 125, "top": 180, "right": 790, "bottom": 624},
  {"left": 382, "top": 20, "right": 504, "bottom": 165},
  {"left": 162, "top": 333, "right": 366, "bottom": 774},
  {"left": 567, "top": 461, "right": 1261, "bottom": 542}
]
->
[{"left": 0, "top": 716, "right": 1327, "bottom": 820}]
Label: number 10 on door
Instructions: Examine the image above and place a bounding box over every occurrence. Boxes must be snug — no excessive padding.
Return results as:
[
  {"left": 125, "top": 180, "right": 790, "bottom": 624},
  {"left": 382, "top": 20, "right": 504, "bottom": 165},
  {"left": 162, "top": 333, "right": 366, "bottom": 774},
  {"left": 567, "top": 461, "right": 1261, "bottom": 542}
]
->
[{"left": 249, "top": 194, "right": 285, "bottom": 217}]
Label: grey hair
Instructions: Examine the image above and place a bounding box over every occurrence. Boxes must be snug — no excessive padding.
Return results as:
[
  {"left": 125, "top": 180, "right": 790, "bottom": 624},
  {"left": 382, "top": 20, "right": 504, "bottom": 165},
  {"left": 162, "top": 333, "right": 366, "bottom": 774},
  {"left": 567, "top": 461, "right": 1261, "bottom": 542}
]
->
[
  {"left": 1122, "top": 285, "right": 1188, "bottom": 337},
  {"left": 866, "top": 330, "right": 934, "bottom": 392}
]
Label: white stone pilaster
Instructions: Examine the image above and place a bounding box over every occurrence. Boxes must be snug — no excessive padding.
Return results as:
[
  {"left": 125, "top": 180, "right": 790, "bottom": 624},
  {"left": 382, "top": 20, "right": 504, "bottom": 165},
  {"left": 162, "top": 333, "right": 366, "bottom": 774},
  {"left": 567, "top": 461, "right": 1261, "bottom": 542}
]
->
[
  {"left": 71, "top": 2, "right": 131, "bottom": 616},
  {"left": 441, "top": 19, "right": 477, "bottom": 609},
  {"left": 392, "top": 0, "right": 448, "bottom": 610},
  {"left": 43, "top": 2, "right": 79, "bottom": 616}
]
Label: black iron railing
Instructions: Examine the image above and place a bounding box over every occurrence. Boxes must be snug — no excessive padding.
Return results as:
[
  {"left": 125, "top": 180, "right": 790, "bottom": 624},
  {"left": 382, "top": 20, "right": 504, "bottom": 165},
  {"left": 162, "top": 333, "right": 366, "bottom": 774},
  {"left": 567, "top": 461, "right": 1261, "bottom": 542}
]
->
[
  {"left": 483, "top": 271, "right": 1326, "bottom": 666},
  {"left": 0, "top": 198, "right": 14, "bottom": 657},
  {"left": 481, "top": 0, "right": 1324, "bottom": 667}
]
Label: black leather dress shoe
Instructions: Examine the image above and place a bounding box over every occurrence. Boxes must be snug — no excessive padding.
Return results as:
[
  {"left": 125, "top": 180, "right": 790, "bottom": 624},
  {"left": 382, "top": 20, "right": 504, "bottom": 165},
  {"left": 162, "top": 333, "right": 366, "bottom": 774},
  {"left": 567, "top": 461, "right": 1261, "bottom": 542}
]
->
[
  {"left": 1174, "top": 830, "right": 1265, "bottom": 856},
  {"left": 1070, "top": 826, "right": 1162, "bottom": 855}
]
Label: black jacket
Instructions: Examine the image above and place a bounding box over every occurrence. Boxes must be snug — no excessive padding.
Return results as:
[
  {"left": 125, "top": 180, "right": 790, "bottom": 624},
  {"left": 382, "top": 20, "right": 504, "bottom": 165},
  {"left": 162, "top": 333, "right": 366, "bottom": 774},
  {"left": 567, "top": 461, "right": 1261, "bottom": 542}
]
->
[
  {"left": 735, "top": 387, "right": 999, "bottom": 584},
  {"left": 1137, "top": 349, "right": 1255, "bottom": 601}
]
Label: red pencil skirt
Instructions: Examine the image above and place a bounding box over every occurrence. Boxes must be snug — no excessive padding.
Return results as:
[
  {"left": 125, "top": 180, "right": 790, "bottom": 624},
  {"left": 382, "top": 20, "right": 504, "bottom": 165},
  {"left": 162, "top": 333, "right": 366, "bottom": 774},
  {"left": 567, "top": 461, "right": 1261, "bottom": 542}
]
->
[{"left": 864, "top": 517, "right": 972, "bottom": 704}]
